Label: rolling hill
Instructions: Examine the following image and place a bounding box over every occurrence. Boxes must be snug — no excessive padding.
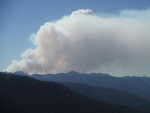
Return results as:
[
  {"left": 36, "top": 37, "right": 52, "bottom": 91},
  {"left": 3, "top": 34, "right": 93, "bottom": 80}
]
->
[
  {"left": 32, "top": 71, "right": 150, "bottom": 101},
  {"left": 0, "top": 72, "right": 144, "bottom": 113},
  {"left": 63, "top": 82, "right": 150, "bottom": 111}
]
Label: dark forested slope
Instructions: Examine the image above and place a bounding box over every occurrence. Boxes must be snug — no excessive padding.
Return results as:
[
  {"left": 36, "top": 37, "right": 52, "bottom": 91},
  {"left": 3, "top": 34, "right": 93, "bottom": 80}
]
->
[{"left": 0, "top": 72, "right": 145, "bottom": 113}]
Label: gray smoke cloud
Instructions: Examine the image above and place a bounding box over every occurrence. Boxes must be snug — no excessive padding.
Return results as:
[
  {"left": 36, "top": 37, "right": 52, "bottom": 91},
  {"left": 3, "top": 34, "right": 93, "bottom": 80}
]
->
[{"left": 6, "top": 9, "right": 150, "bottom": 75}]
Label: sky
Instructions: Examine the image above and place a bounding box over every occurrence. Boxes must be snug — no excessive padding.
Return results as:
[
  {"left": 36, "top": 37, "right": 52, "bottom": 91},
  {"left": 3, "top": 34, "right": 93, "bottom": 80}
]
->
[{"left": 1, "top": 0, "right": 150, "bottom": 75}]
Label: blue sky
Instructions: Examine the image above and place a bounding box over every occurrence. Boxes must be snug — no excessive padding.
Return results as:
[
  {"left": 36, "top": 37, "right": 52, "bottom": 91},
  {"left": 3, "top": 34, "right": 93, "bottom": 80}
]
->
[{"left": 0, "top": 0, "right": 150, "bottom": 71}]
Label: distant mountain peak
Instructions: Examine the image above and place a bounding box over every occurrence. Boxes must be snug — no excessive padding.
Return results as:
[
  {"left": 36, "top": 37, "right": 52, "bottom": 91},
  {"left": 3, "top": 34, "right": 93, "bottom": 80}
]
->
[
  {"left": 68, "top": 70, "right": 80, "bottom": 75},
  {"left": 14, "top": 71, "right": 27, "bottom": 76}
]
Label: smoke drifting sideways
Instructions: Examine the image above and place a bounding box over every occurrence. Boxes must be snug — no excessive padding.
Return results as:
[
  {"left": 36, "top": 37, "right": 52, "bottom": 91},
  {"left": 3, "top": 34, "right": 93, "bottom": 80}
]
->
[{"left": 6, "top": 9, "right": 150, "bottom": 75}]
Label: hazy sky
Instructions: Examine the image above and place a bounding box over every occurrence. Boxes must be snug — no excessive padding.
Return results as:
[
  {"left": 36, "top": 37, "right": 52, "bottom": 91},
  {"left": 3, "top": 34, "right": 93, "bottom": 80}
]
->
[{"left": 1, "top": 0, "right": 150, "bottom": 75}]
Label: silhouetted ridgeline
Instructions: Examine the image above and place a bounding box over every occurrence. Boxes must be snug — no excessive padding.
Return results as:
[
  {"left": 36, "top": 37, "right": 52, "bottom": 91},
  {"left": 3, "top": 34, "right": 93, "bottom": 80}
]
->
[
  {"left": 63, "top": 82, "right": 150, "bottom": 111},
  {"left": 32, "top": 71, "right": 150, "bottom": 101},
  {"left": 0, "top": 72, "right": 146, "bottom": 113},
  {"left": 31, "top": 71, "right": 150, "bottom": 112}
]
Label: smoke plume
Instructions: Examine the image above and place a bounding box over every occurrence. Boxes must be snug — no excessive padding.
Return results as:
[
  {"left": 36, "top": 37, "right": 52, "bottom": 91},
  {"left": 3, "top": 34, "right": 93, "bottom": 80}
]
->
[{"left": 6, "top": 9, "right": 150, "bottom": 75}]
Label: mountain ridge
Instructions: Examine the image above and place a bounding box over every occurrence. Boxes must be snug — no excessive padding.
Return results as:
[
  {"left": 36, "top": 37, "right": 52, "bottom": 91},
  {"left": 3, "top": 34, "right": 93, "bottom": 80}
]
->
[
  {"left": 0, "top": 72, "right": 145, "bottom": 113},
  {"left": 30, "top": 71, "right": 150, "bottom": 100}
]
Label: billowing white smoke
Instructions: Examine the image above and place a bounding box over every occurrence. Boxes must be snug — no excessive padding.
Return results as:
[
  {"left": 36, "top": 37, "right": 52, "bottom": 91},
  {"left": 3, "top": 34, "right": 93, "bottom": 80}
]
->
[{"left": 6, "top": 9, "right": 150, "bottom": 75}]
